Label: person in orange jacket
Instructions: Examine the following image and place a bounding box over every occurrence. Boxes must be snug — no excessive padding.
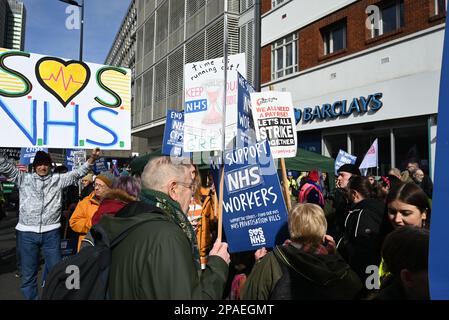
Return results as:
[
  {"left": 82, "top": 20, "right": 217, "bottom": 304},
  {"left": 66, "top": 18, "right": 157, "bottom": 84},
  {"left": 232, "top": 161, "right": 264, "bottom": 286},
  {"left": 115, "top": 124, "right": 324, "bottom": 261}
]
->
[
  {"left": 70, "top": 171, "right": 114, "bottom": 251},
  {"left": 187, "top": 169, "right": 217, "bottom": 269}
]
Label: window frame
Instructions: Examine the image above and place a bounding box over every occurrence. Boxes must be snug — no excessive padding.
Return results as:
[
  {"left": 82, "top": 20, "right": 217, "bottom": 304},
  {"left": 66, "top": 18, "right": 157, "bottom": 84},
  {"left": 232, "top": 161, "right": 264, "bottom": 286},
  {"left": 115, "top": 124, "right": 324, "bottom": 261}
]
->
[
  {"left": 271, "top": 33, "right": 298, "bottom": 80},
  {"left": 272, "top": 0, "right": 286, "bottom": 9},
  {"left": 322, "top": 22, "right": 347, "bottom": 56},
  {"left": 435, "top": 0, "right": 447, "bottom": 15},
  {"left": 371, "top": 0, "right": 404, "bottom": 38}
]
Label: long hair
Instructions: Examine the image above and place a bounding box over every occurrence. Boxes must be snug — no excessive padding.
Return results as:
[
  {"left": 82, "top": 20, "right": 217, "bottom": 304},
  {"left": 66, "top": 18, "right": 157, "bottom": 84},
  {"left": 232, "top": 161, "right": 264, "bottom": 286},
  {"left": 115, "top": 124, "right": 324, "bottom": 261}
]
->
[{"left": 386, "top": 182, "right": 431, "bottom": 228}]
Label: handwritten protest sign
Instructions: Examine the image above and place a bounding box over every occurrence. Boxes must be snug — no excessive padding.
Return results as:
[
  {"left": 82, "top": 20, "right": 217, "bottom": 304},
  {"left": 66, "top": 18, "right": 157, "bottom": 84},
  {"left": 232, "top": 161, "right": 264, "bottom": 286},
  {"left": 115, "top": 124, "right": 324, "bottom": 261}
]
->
[
  {"left": 236, "top": 72, "right": 256, "bottom": 148},
  {"left": 162, "top": 109, "right": 190, "bottom": 157},
  {"left": 250, "top": 91, "right": 297, "bottom": 159},
  {"left": 183, "top": 53, "right": 246, "bottom": 152},
  {"left": 20, "top": 147, "right": 48, "bottom": 165},
  {"left": 335, "top": 149, "right": 357, "bottom": 175},
  {"left": 65, "top": 149, "right": 86, "bottom": 170},
  {"left": 222, "top": 140, "right": 289, "bottom": 253},
  {"left": 0, "top": 48, "right": 131, "bottom": 149}
]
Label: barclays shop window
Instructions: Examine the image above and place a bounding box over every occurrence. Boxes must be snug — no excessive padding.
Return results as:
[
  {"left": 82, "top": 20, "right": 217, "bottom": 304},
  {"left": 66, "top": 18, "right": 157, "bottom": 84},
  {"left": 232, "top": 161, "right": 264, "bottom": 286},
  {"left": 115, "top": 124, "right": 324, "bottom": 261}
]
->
[
  {"left": 371, "top": 0, "right": 404, "bottom": 38},
  {"left": 322, "top": 21, "right": 347, "bottom": 55},
  {"left": 271, "top": 33, "right": 298, "bottom": 80}
]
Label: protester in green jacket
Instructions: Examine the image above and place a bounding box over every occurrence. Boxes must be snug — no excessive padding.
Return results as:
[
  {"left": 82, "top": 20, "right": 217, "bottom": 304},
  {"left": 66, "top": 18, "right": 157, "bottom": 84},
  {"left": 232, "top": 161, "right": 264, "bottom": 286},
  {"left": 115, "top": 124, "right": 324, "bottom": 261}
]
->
[
  {"left": 99, "top": 156, "right": 230, "bottom": 299},
  {"left": 241, "top": 203, "right": 362, "bottom": 300}
]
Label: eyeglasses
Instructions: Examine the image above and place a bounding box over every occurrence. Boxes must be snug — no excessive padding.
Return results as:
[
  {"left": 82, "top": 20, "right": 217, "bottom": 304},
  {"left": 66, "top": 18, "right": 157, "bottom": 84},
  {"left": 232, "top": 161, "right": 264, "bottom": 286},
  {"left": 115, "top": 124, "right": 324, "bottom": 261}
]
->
[
  {"left": 176, "top": 181, "right": 197, "bottom": 193},
  {"left": 94, "top": 183, "right": 107, "bottom": 189}
]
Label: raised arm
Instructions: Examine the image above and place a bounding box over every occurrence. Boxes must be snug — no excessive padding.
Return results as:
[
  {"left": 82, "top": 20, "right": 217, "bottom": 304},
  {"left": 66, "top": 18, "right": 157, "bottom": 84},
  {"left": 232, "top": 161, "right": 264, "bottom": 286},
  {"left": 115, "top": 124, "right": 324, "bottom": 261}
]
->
[
  {"left": 59, "top": 148, "right": 101, "bottom": 188},
  {"left": 0, "top": 152, "right": 24, "bottom": 185}
]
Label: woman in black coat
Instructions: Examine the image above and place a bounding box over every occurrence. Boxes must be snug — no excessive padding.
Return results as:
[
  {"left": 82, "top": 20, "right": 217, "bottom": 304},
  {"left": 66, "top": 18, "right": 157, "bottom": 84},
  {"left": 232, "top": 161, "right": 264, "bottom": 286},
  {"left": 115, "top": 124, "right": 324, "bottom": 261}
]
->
[{"left": 337, "top": 176, "right": 385, "bottom": 287}]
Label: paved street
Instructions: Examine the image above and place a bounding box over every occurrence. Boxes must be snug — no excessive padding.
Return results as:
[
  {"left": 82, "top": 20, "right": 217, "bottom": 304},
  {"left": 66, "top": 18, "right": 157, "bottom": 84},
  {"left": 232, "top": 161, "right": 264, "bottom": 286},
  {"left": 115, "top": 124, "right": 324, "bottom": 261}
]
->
[{"left": 0, "top": 209, "right": 43, "bottom": 300}]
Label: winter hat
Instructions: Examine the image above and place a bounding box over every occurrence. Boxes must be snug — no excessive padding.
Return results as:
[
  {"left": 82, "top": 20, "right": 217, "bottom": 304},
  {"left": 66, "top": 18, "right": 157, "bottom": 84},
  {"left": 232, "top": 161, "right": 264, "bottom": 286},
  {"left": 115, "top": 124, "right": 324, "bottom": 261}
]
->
[
  {"left": 337, "top": 164, "right": 361, "bottom": 176},
  {"left": 95, "top": 171, "right": 115, "bottom": 188},
  {"left": 307, "top": 170, "right": 320, "bottom": 183},
  {"left": 32, "top": 151, "right": 52, "bottom": 168}
]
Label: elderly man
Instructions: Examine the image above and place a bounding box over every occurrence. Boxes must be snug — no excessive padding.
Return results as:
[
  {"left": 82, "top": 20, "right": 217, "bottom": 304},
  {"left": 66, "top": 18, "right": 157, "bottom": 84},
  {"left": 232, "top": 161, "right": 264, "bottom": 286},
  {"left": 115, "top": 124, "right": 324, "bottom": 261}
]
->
[
  {"left": 413, "top": 169, "right": 433, "bottom": 199},
  {"left": 0, "top": 148, "right": 100, "bottom": 300},
  {"left": 98, "top": 156, "right": 230, "bottom": 299}
]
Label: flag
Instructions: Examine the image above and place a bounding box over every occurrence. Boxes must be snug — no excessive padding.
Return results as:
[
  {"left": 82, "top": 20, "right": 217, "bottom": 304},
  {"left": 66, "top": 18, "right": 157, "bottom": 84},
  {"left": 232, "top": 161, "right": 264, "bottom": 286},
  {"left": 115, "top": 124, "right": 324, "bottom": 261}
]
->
[
  {"left": 359, "top": 138, "right": 378, "bottom": 170},
  {"left": 429, "top": 14, "right": 449, "bottom": 300}
]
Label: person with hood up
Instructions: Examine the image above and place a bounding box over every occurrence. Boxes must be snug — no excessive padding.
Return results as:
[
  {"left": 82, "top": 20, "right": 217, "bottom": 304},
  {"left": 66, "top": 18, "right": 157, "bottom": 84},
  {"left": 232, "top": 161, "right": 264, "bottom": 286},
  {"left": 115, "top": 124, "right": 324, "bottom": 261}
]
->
[
  {"left": 0, "top": 148, "right": 100, "bottom": 300},
  {"left": 70, "top": 171, "right": 115, "bottom": 251},
  {"left": 241, "top": 203, "right": 362, "bottom": 300},
  {"left": 297, "top": 169, "right": 325, "bottom": 208}
]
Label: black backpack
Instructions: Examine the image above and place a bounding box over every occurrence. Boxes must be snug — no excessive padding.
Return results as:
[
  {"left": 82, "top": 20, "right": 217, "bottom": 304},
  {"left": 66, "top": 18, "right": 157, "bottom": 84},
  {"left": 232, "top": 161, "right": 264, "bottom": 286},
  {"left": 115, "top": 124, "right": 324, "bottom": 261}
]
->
[{"left": 41, "top": 219, "right": 152, "bottom": 300}]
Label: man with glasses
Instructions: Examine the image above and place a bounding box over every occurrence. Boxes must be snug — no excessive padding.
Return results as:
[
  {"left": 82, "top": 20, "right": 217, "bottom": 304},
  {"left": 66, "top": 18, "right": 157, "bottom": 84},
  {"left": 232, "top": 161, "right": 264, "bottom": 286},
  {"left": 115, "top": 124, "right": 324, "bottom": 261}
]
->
[
  {"left": 407, "top": 161, "right": 433, "bottom": 199},
  {"left": 70, "top": 171, "right": 115, "bottom": 251},
  {"left": 97, "top": 156, "right": 230, "bottom": 299}
]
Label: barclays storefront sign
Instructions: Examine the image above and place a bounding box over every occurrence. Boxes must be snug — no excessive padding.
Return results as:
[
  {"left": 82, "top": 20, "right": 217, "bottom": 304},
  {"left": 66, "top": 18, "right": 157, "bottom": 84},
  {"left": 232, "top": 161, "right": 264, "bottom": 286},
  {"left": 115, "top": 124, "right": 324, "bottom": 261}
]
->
[{"left": 295, "top": 93, "right": 383, "bottom": 123}]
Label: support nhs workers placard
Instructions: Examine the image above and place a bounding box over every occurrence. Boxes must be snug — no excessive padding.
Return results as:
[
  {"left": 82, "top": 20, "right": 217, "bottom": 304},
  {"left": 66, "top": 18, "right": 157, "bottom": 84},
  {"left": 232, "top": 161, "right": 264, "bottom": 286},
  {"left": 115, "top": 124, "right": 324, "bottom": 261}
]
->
[
  {"left": 162, "top": 109, "right": 189, "bottom": 157},
  {"left": 429, "top": 15, "right": 449, "bottom": 300},
  {"left": 222, "top": 140, "right": 289, "bottom": 253},
  {"left": 236, "top": 72, "right": 256, "bottom": 148}
]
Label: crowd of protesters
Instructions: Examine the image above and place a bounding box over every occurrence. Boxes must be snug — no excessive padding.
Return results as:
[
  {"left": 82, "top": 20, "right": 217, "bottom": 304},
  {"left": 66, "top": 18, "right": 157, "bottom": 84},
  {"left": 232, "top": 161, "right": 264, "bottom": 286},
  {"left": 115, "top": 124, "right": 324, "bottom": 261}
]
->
[{"left": 0, "top": 147, "right": 434, "bottom": 300}]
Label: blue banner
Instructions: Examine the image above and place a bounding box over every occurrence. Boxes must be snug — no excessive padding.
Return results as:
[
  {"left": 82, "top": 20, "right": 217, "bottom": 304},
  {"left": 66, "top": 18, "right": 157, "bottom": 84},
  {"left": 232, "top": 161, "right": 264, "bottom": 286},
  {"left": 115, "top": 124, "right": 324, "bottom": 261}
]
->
[
  {"left": 222, "top": 140, "right": 289, "bottom": 253},
  {"left": 92, "top": 157, "right": 108, "bottom": 174},
  {"left": 20, "top": 147, "right": 48, "bottom": 165},
  {"left": 334, "top": 149, "right": 357, "bottom": 176},
  {"left": 429, "top": 15, "right": 449, "bottom": 300},
  {"left": 162, "top": 109, "right": 190, "bottom": 157},
  {"left": 236, "top": 72, "right": 256, "bottom": 148}
]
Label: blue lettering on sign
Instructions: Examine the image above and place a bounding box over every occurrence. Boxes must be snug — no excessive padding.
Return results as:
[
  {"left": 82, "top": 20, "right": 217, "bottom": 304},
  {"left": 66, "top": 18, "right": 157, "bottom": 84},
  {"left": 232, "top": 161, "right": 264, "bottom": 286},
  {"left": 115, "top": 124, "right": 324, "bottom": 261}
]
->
[
  {"left": 296, "top": 93, "right": 383, "bottom": 123},
  {"left": 185, "top": 99, "right": 208, "bottom": 113}
]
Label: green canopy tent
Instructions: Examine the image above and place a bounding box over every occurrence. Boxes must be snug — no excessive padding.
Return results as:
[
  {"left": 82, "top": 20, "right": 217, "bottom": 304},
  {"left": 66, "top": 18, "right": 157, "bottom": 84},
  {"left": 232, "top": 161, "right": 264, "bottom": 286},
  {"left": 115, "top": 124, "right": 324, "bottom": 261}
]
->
[
  {"left": 283, "top": 148, "right": 336, "bottom": 191},
  {"left": 129, "top": 149, "right": 211, "bottom": 175}
]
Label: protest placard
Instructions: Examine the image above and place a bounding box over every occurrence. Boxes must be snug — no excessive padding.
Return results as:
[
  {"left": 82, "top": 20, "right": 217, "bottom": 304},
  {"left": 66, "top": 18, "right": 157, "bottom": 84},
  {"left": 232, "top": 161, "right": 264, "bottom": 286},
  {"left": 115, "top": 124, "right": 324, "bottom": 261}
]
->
[
  {"left": 20, "top": 147, "right": 48, "bottom": 165},
  {"left": 250, "top": 91, "right": 297, "bottom": 159},
  {"left": 335, "top": 149, "right": 357, "bottom": 175},
  {"left": 183, "top": 53, "right": 246, "bottom": 152},
  {"left": 162, "top": 109, "right": 190, "bottom": 157},
  {"left": 236, "top": 72, "right": 256, "bottom": 148},
  {"left": 0, "top": 48, "right": 131, "bottom": 149},
  {"left": 222, "top": 140, "right": 289, "bottom": 253}
]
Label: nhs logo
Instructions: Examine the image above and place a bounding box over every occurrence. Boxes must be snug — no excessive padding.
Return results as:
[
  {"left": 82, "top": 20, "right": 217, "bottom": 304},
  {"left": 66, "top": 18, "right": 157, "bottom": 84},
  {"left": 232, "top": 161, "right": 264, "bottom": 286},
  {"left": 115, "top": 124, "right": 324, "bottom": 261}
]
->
[
  {"left": 185, "top": 99, "right": 207, "bottom": 113},
  {"left": 249, "top": 228, "right": 266, "bottom": 246}
]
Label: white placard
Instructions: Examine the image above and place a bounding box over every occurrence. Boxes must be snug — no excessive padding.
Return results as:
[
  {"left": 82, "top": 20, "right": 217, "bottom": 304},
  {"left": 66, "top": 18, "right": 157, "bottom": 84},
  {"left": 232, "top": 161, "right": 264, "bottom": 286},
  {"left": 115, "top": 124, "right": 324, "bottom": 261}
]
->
[
  {"left": 0, "top": 48, "right": 131, "bottom": 149},
  {"left": 183, "top": 53, "right": 246, "bottom": 152},
  {"left": 250, "top": 91, "right": 297, "bottom": 159}
]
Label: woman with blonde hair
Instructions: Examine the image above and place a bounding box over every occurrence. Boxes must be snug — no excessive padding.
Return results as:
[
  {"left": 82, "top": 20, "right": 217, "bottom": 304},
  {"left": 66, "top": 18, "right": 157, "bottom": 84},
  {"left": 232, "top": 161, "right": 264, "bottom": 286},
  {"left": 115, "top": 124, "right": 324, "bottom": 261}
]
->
[{"left": 241, "top": 203, "right": 362, "bottom": 300}]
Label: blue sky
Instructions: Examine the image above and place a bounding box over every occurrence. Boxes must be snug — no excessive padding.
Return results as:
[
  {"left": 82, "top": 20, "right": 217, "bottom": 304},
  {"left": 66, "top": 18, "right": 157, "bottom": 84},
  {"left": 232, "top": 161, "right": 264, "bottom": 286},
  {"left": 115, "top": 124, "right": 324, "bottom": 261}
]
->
[{"left": 21, "top": 0, "right": 132, "bottom": 64}]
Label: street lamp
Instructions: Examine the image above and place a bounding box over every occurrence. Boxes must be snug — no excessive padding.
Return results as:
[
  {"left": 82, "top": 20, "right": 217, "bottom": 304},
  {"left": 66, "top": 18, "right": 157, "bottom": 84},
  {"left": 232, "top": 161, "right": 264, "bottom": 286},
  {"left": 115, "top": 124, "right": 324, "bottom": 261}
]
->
[{"left": 58, "top": 0, "right": 84, "bottom": 61}]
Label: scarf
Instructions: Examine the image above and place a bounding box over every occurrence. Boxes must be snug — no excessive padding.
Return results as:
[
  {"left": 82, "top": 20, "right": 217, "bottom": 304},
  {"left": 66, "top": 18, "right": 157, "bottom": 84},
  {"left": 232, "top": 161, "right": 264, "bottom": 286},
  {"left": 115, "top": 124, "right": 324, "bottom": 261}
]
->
[{"left": 139, "top": 188, "right": 200, "bottom": 269}]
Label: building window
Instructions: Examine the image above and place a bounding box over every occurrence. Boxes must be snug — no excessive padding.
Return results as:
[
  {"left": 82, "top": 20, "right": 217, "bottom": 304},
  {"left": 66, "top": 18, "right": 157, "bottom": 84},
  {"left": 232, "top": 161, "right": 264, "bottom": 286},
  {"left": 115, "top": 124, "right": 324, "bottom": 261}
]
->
[
  {"left": 435, "top": 0, "right": 447, "bottom": 15},
  {"left": 271, "top": 33, "right": 298, "bottom": 79},
  {"left": 371, "top": 0, "right": 404, "bottom": 38},
  {"left": 272, "top": 0, "right": 286, "bottom": 8},
  {"left": 322, "top": 21, "right": 346, "bottom": 55}
]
